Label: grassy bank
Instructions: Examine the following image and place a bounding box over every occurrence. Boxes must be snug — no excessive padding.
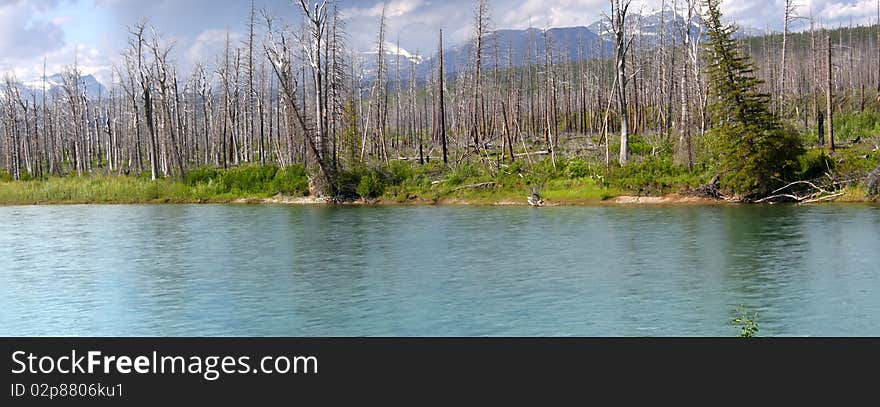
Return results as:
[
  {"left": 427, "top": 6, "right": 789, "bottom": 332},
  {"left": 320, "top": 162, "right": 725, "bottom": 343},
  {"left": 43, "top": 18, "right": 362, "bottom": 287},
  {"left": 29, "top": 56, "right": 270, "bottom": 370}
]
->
[
  {"left": 2, "top": 109, "right": 878, "bottom": 206},
  {"left": 0, "top": 165, "right": 310, "bottom": 205},
  {"left": 357, "top": 156, "right": 707, "bottom": 205},
  {"left": 2, "top": 149, "right": 874, "bottom": 205},
  {"left": 0, "top": 159, "right": 701, "bottom": 205}
]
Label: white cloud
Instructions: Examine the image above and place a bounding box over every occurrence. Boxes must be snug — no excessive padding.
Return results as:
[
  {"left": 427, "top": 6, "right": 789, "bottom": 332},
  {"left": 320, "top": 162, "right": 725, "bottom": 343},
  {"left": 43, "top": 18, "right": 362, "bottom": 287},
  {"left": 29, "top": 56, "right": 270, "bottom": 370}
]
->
[
  {"left": 187, "top": 29, "right": 245, "bottom": 66},
  {"left": 1, "top": 0, "right": 877, "bottom": 88},
  {"left": 496, "top": 0, "right": 608, "bottom": 30},
  {"left": 0, "top": 42, "right": 114, "bottom": 86},
  {"left": 0, "top": 0, "right": 66, "bottom": 59},
  {"left": 342, "top": 0, "right": 424, "bottom": 18},
  {"left": 818, "top": 0, "right": 878, "bottom": 22}
]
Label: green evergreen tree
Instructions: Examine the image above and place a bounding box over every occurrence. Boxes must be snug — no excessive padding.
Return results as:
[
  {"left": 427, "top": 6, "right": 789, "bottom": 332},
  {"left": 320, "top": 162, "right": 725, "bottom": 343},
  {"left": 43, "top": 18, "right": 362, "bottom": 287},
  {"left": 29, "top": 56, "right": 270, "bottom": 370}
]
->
[
  {"left": 703, "top": 0, "right": 803, "bottom": 197},
  {"left": 340, "top": 101, "right": 362, "bottom": 168}
]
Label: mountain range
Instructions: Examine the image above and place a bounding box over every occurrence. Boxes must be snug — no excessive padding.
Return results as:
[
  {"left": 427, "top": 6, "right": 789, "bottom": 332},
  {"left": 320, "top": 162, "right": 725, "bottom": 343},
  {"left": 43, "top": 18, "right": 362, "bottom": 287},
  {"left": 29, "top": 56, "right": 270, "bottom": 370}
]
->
[
  {"left": 357, "top": 10, "right": 764, "bottom": 84},
  {"left": 17, "top": 74, "right": 108, "bottom": 102},
  {"left": 13, "top": 11, "right": 767, "bottom": 98}
]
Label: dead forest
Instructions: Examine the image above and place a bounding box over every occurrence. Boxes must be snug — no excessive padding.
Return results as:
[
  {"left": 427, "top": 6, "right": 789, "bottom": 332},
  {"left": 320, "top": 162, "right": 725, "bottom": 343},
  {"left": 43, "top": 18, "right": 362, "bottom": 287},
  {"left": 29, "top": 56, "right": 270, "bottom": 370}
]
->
[{"left": 2, "top": 0, "right": 879, "bottom": 199}]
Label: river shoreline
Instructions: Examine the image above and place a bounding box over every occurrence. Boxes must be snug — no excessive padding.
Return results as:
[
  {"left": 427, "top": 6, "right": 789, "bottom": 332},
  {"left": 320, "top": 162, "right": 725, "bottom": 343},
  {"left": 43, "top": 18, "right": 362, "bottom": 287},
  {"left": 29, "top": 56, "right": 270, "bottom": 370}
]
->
[
  {"left": 4, "top": 192, "right": 874, "bottom": 207},
  {"left": 1, "top": 174, "right": 875, "bottom": 206},
  {"left": 260, "top": 193, "right": 876, "bottom": 206}
]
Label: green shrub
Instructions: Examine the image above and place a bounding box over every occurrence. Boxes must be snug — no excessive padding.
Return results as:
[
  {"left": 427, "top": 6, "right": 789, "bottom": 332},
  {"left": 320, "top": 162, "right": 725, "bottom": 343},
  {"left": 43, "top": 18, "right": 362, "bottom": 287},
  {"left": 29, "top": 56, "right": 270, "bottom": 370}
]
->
[
  {"left": 610, "top": 156, "right": 701, "bottom": 194},
  {"left": 0, "top": 170, "right": 44, "bottom": 182},
  {"left": 529, "top": 157, "right": 563, "bottom": 178},
  {"left": 444, "top": 163, "right": 481, "bottom": 186},
  {"left": 334, "top": 167, "right": 366, "bottom": 200},
  {"left": 797, "top": 149, "right": 835, "bottom": 180},
  {"left": 709, "top": 124, "right": 804, "bottom": 196},
  {"left": 221, "top": 165, "right": 279, "bottom": 193},
  {"left": 357, "top": 171, "right": 386, "bottom": 199},
  {"left": 731, "top": 305, "right": 760, "bottom": 338},
  {"left": 269, "top": 165, "right": 309, "bottom": 195},
  {"left": 502, "top": 160, "right": 524, "bottom": 176},
  {"left": 627, "top": 134, "right": 653, "bottom": 156},
  {"left": 18, "top": 172, "right": 36, "bottom": 181},
  {"left": 182, "top": 164, "right": 308, "bottom": 196},
  {"left": 386, "top": 160, "right": 414, "bottom": 185},
  {"left": 564, "top": 158, "right": 589, "bottom": 178},
  {"left": 834, "top": 111, "right": 880, "bottom": 142},
  {"left": 184, "top": 167, "right": 219, "bottom": 186}
]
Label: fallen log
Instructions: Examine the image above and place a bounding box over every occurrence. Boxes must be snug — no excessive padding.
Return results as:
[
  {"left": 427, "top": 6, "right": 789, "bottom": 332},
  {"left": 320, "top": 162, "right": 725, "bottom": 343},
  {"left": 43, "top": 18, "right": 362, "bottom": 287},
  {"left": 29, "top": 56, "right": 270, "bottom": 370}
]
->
[
  {"left": 754, "top": 194, "right": 802, "bottom": 203},
  {"left": 392, "top": 156, "right": 442, "bottom": 161},
  {"left": 802, "top": 191, "right": 846, "bottom": 203},
  {"left": 771, "top": 180, "right": 828, "bottom": 195},
  {"left": 514, "top": 150, "right": 550, "bottom": 157},
  {"left": 451, "top": 182, "right": 497, "bottom": 191},
  {"left": 754, "top": 189, "right": 846, "bottom": 204}
]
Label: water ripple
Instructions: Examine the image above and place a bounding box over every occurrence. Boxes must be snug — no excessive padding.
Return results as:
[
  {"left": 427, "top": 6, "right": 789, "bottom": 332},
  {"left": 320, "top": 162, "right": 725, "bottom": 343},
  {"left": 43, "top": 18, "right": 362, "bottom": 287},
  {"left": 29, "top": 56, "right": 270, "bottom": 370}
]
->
[{"left": 1, "top": 204, "right": 879, "bottom": 336}]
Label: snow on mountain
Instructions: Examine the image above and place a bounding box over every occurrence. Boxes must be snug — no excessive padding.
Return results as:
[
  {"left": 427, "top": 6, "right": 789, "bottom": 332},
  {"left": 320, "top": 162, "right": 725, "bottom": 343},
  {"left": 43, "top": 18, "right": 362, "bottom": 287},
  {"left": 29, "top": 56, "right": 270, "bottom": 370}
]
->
[
  {"left": 414, "top": 25, "right": 610, "bottom": 81},
  {"left": 359, "top": 42, "right": 424, "bottom": 66},
  {"left": 587, "top": 10, "right": 703, "bottom": 44},
  {"left": 16, "top": 73, "right": 107, "bottom": 101},
  {"left": 383, "top": 42, "right": 424, "bottom": 64},
  {"left": 355, "top": 42, "right": 425, "bottom": 89},
  {"left": 20, "top": 75, "right": 65, "bottom": 91},
  {"left": 412, "top": 10, "right": 764, "bottom": 80}
]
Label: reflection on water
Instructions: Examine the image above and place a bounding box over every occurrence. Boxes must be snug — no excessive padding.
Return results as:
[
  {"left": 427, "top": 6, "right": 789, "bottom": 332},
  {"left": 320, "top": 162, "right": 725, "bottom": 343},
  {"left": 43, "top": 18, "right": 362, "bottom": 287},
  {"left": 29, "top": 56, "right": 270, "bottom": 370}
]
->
[{"left": 1, "top": 204, "right": 878, "bottom": 336}]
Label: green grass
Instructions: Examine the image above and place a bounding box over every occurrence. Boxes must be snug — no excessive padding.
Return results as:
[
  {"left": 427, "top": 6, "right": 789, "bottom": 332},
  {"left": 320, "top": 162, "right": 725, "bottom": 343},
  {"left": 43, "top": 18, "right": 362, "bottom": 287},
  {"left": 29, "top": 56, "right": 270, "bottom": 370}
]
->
[
  {"left": 0, "top": 176, "right": 186, "bottom": 204},
  {"left": 834, "top": 110, "right": 880, "bottom": 143},
  {"left": 0, "top": 164, "right": 310, "bottom": 205},
  {"left": 2, "top": 128, "right": 877, "bottom": 205},
  {"left": 607, "top": 156, "right": 708, "bottom": 195},
  {"left": 542, "top": 178, "right": 620, "bottom": 202},
  {"left": 362, "top": 154, "right": 701, "bottom": 204}
]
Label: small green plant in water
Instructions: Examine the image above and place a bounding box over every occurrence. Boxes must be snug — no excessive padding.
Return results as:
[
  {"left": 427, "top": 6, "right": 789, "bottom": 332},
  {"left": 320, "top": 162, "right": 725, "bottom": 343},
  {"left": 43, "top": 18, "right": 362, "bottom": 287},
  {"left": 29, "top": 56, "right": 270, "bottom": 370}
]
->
[{"left": 731, "top": 305, "right": 760, "bottom": 338}]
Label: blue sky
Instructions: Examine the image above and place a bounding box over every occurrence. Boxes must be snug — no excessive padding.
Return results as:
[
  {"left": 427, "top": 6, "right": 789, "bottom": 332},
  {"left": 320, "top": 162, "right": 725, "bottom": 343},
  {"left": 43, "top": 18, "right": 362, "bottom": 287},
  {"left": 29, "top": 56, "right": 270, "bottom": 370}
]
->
[{"left": 1, "top": 0, "right": 877, "bottom": 84}]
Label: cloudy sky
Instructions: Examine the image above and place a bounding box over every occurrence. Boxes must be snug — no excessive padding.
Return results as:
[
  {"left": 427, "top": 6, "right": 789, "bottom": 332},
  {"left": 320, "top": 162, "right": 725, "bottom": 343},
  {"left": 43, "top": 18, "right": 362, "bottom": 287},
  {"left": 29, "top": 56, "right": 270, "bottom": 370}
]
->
[{"left": 1, "top": 0, "right": 877, "bottom": 84}]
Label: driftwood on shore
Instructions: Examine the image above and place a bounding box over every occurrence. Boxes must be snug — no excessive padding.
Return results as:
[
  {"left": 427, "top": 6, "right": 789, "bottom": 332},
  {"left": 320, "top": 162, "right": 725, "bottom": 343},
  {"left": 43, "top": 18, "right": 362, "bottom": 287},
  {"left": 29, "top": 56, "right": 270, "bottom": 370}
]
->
[
  {"left": 686, "top": 172, "right": 871, "bottom": 204},
  {"left": 689, "top": 175, "right": 721, "bottom": 199},
  {"left": 754, "top": 178, "right": 850, "bottom": 203}
]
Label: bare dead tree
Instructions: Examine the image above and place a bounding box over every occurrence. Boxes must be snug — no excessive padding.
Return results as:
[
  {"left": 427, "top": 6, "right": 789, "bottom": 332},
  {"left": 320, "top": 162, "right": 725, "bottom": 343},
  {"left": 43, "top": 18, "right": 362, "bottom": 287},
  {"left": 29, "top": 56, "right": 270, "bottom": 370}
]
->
[
  {"left": 148, "top": 28, "right": 185, "bottom": 177},
  {"left": 779, "top": 0, "right": 801, "bottom": 117},
  {"left": 1, "top": 74, "right": 22, "bottom": 180},
  {"left": 609, "top": 0, "right": 633, "bottom": 165},
  {"left": 129, "top": 20, "right": 159, "bottom": 179},
  {"left": 439, "top": 29, "right": 448, "bottom": 165},
  {"left": 678, "top": 0, "right": 698, "bottom": 170},
  {"left": 297, "top": 0, "right": 330, "bottom": 160},
  {"left": 264, "top": 9, "right": 336, "bottom": 196},
  {"left": 826, "top": 33, "right": 835, "bottom": 152},
  {"left": 3, "top": 0, "right": 880, "bottom": 201},
  {"left": 60, "top": 65, "right": 84, "bottom": 176},
  {"left": 470, "top": 0, "right": 490, "bottom": 153}
]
